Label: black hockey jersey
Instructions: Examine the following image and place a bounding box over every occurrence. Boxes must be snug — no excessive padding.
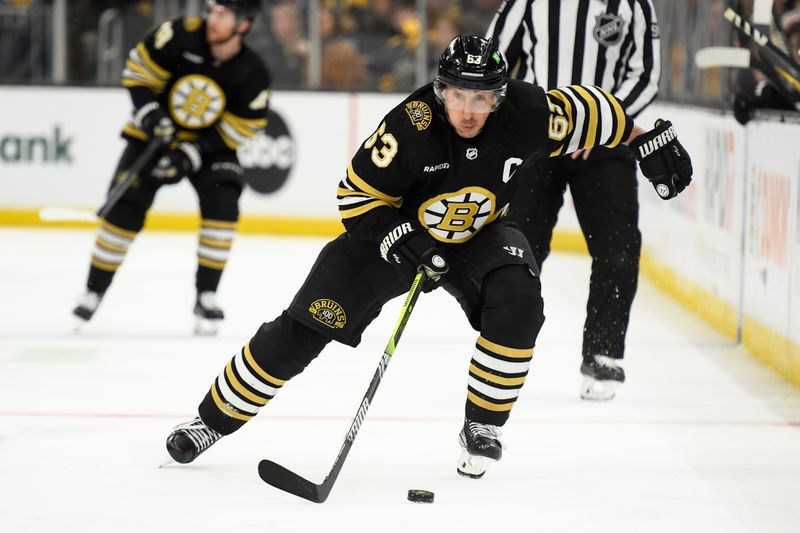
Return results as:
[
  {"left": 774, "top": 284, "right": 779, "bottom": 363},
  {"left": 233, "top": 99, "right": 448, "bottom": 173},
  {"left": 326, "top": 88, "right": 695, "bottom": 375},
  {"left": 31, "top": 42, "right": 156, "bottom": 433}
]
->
[
  {"left": 121, "top": 16, "right": 271, "bottom": 155},
  {"left": 338, "top": 79, "right": 633, "bottom": 246}
]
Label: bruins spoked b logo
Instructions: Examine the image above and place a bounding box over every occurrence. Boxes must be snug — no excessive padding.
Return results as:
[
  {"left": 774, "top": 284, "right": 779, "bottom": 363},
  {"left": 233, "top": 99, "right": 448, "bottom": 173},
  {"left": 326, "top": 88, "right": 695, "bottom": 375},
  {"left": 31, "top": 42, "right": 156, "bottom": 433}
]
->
[
  {"left": 309, "top": 299, "right": 347, "bottom": 329},
  {"left": 169, "top": 74, "right": 226, "bottom": 129},
  {"left": 418, "top": 186, "right": 497, "bottom": 243}
]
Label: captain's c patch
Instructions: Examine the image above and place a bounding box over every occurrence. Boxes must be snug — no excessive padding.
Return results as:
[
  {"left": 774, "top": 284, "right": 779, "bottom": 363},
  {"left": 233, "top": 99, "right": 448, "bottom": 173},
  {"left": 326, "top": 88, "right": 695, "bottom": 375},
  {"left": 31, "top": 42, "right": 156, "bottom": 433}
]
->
[{"left": 309, "top": 299, "right": 347, "bottom": 329}]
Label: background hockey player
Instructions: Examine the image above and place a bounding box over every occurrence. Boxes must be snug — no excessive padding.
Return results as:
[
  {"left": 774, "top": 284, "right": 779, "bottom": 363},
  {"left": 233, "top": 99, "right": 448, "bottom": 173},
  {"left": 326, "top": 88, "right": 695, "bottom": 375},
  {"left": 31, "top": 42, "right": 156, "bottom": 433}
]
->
[
  {"left": 164, "top": 36, "right": 692, "bottom": 479},
  {"left": 72, "top": 0, "right": 271, "bottom": 335},
  {"left": 487, "top": 0, "right": 667, "bottom": 400}
]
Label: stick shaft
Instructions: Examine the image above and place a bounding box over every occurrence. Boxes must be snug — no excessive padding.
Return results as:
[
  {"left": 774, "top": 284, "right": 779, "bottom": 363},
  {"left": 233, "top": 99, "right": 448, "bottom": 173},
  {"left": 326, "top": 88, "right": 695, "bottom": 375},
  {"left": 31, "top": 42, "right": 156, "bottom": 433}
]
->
[{"left": 258, "top": 272, "right": 425, "bottom": 502}]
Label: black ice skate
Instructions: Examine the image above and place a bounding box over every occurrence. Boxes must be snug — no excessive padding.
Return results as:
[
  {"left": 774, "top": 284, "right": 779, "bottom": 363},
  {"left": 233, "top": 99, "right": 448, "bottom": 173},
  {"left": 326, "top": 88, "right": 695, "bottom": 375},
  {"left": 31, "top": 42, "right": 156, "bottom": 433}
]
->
[
  {"left": 166, "top": 417, "right": 222, "bottom": 464},
  {"left": 580, "top": 354, "right": 625, "bottom": 401},
  {"left": 72, "top": 291, "right": 104, "bottom": 329},
  {"left": 457, "top": 418, "right": 503, "bottom": 479},
  {"left": 194, "top": 291, "right": 224, "bottom": 336}
]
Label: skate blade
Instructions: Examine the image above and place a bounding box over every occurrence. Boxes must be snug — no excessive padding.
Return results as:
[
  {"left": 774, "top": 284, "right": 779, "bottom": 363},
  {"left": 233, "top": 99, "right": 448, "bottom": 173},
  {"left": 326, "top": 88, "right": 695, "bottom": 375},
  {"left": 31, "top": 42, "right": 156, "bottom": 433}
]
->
[
  {"left": 457, "top": 449, "right": 497, "bottom": 479},
  {"left": 194, "top": 317, "right": 221, "bottom": 336},
  {"left": 580, "top": 375, "right": 620, "bottom": 401}
]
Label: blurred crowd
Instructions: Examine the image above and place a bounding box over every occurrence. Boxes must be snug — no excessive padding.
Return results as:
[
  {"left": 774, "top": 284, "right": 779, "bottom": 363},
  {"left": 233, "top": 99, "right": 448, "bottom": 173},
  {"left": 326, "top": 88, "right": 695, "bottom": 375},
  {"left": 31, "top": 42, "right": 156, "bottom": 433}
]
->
[{"left": 1, "top": 0, "right": 799, "bottom": 113}]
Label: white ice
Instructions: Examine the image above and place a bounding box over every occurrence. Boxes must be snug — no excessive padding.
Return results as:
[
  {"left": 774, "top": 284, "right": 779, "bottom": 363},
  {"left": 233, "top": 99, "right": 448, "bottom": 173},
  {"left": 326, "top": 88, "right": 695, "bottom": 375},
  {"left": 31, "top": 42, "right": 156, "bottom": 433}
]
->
[{"left": 1, "top": 228, "right": 799, "bottom": 532}]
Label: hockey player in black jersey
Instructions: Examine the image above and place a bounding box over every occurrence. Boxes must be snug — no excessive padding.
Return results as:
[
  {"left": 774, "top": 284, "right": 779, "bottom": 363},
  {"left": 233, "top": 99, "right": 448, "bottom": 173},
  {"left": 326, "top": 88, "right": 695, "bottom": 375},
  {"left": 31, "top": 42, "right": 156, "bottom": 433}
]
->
[
  {"left": 72, "top": 0, "right": 270, "bottom": 335},
  {"left": 165, "top": 36, "right": 692, "bottom": 479}
]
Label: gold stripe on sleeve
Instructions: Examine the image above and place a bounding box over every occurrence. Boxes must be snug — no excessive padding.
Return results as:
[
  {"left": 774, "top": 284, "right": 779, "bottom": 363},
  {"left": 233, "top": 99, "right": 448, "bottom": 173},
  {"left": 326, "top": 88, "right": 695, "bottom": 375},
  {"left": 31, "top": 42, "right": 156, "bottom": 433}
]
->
[
  {"left": 136, "top": 42, "right": 171, "bottom": 79},
  {"left": 597, "top": 87, "right": 627, "bottom": 147},
  {"left": 346, "top": 164, "right": 402, "bottom": 206},
  {"left": 339, "top": 199, "right": 393, "bottom": 219},
  {"left": 569, "top": 85, "right": 599, "bottom": 149}
]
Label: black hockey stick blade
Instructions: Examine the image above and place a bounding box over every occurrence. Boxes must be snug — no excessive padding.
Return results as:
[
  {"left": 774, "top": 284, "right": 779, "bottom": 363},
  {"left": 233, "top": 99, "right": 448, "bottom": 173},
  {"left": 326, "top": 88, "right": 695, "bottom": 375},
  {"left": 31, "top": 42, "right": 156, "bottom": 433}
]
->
[{"left": 257, "top": 460, "right": 328, "bottom": 503}]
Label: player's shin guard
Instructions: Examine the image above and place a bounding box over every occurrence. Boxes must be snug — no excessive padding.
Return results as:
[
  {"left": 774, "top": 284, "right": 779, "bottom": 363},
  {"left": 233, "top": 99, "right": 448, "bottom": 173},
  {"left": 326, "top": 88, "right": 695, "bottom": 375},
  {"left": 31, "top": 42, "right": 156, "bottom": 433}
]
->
[
  {"left": 197, "top": 312, "right": 330, "bottom": 436},
  {"left": 194, "top": 219, "right": 236, "bottom": 335},
  {"left": 459, "top": 266, "right": 544, "bottom": 478},
  {"left": 74, "top": 220, "right": 137, "bottom": 325}
]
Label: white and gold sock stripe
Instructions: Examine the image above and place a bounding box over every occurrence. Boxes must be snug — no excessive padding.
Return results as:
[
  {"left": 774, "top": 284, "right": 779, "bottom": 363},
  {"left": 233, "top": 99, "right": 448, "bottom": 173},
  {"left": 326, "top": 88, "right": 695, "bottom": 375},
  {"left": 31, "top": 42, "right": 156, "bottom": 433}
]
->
[
  {"left": 90, "top": 220, "right": 136, "bottom": 272},
  {"left": 210, "top": 342, "right": 286, "bottom": 422},
  {"left": 466, "top": 336, "right": 533, "bottom": 413},
  {"left": 198, "top": 219, "right": 236, "bottom": 270}
]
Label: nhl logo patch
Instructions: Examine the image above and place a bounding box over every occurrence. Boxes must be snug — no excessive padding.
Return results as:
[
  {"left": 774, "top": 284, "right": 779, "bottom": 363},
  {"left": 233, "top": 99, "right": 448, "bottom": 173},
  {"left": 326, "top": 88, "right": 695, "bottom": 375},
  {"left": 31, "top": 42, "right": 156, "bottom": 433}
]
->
[
  {"left": 309, "top": 299, "right": 347, "bottom": 329},
  {"left": 405, "top": 101, "right": 432, "bottom": 131},
  {"left": 466, "top": 147, "right": 478, "bottom": 160},
  {"left": 593, "top": 13, "right": 624, "bottom": 46}
]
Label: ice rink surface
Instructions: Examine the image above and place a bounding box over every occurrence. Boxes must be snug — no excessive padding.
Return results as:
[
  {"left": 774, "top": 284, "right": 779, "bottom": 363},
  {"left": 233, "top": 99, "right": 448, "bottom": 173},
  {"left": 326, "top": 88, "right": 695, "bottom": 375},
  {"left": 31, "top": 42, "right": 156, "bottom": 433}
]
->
[{"left": 1, "top": 228, "right": 799, "bottom": 532}]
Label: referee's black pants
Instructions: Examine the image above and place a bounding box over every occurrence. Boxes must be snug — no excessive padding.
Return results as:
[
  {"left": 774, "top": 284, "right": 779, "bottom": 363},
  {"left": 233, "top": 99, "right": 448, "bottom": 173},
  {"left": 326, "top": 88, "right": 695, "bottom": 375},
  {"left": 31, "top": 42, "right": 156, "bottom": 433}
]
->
[{"left": 509, "top": 146, "right": 641, "bottom": 360}]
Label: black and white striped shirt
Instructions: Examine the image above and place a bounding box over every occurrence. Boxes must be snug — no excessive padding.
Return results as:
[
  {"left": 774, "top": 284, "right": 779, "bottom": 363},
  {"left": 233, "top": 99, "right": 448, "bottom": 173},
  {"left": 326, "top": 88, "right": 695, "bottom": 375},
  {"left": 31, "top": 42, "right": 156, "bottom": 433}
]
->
[{"left": 487, "top": 0, "right": 661, "bottom": 117}]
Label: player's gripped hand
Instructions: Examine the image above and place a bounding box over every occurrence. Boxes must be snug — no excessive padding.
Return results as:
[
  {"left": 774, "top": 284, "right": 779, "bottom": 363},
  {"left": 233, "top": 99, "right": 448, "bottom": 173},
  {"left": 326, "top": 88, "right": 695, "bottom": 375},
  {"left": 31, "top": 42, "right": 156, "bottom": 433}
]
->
[
  {"left": 138, "top": 104, "right": 176, "bottom": 143},
  {"left": 150, "top": 142, "right": 202, "bottom": 184},
  {"left": 379, "top": 221, "right": 448, "bottom": 292},
  {"left": 629, "top": 119, "right": 693, "bottom": 200}
]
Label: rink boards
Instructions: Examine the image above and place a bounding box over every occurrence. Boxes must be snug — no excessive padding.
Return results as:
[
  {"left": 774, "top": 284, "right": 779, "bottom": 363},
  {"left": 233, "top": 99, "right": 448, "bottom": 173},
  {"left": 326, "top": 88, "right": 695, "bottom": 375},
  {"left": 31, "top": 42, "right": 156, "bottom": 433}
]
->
[{"left": 0, "top": 86, "right": 798, "bottom": 386}]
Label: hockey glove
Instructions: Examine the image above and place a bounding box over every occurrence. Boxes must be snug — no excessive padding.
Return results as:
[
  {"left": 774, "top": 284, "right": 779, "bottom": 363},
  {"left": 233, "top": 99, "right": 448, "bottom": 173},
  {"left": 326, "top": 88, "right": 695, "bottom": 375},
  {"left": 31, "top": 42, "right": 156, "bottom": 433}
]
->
[
  {"left": 629, "top": 119, "right": 693, "bottom": 200},
  {"left": 136, "top": 103, "right": 176, "bottom": 143},
  {"left": 379, "top": 221, "right": 448, "bottom": 292},
  {"left": 150, "top": 142, "right": 202, "bottom": 184}
]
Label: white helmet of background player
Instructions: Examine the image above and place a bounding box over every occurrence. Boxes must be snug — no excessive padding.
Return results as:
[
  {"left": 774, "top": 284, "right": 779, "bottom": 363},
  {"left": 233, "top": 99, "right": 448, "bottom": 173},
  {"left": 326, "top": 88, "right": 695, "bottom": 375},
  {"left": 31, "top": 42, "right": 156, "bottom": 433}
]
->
[
  {"left": 434, "top": 35, "right": 508, "bottom": 114},
  {"left": 206, "top": 0, "right": 261, "bottom": 22}
]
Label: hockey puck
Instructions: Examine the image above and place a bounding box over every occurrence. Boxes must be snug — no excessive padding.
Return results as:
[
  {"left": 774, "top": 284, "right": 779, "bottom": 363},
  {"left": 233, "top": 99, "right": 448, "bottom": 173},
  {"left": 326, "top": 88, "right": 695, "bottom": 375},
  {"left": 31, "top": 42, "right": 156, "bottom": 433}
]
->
[{"left": 407, "top": 489, "right": 435, "bottom": 503}]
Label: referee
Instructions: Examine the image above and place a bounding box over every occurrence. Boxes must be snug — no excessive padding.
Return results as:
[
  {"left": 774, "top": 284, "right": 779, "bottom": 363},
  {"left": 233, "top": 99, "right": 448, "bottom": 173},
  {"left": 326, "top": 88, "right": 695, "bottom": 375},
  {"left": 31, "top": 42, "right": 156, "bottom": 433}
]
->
[{"left": 487, "top": 0, "right": 662, "bottom": 400}]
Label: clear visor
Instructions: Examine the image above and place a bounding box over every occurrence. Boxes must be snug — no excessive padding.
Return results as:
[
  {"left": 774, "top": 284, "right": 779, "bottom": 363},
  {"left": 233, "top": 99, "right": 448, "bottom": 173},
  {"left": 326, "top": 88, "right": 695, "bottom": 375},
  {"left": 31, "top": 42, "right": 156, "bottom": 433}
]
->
[
  {"left": 205, "top": 0, "right": 236, "bottom": 17},
  {"left": 434, "top": 80, "right": 506, "bottom": 113}
]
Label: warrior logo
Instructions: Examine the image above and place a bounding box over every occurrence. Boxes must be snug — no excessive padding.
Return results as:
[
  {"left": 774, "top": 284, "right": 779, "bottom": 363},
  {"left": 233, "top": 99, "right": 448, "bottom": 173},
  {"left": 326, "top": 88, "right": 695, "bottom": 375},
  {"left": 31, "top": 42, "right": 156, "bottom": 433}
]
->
[
  {"left": 405, "top": 101, "right": 432, "bottom": 131},
  {"left": 380, "top": 222, "right": 415, "bottom": 262},
  {"left": 656, "top": 183, "right": 671, "bottom": 198},
  {"left": 636, "top": 126, "right": 676, "bottom": 159},
  {"left": 593, "top": 14, "right": 625, "bottom": 46},
  {"left": 309, "top": 299, "right": 347, "bottom": 329},
  {"left": 347, "top": 397, "right": 370, "bottom": 442},
  {"left": 503, "top": 246, "right": 525, "bottom": 258}
]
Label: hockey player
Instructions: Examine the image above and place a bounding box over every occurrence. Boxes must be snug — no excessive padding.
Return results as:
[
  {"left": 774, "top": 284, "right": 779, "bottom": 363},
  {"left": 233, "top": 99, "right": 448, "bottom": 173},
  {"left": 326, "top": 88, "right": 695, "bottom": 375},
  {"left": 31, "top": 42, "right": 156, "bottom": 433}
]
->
[
  {"left": 72, "top": 0, "right": 270, "bottom": 335},
  {"left": 165, "top": 36, "right": 692, "bottom": 479},
  {"left": 487, "top": 0, "right": 671, "bottom": 400}
]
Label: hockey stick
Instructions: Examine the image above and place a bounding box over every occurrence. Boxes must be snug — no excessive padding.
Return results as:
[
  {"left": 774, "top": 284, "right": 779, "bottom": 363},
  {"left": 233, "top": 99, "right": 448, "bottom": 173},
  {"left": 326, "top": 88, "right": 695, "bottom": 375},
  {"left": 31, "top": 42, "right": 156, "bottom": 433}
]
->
[
  {"left": 695, "top": 47, "right": 752, "bottom": 69},
  {"left": 695, "top": 0, "right": 770, "bottom": 70},
  {"left": 258, "top": 272, "right": 425, "bottom": 503},
  {"left": 723, "top": 6, "right": 800, "bottom": 110},
  {"left": 38, "top": 137, "right": 164, "bottom": 223}
]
